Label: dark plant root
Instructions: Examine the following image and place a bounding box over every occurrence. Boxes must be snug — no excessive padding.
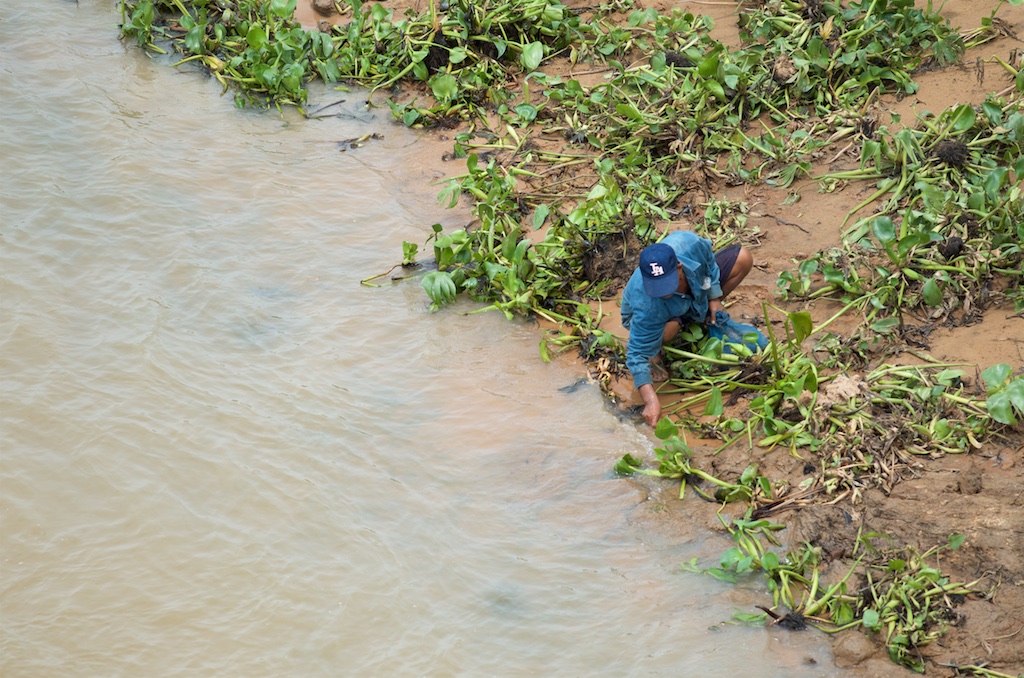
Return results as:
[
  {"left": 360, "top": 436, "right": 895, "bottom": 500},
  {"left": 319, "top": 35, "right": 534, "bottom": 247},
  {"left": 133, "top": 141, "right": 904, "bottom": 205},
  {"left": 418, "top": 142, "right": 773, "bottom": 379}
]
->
[
  {"left": 757, "top": 605, "right": 808, "bottom": 630},
  {"left": 803, "top": 0, "right": 825, "bottom": 23},
  {"left": 858, "top": 116, "right": 878, "bottom": 139},
  {"left": 723, "top": 362, "right": 770, "bottom": 406},
  {"left": 938, "top": 235, "right": 964, "bottom": 261},
  {"left": 471, "top": 38, "right": 499, "bottom": 61},
  {"left": 776, "top": 612, "right": 808, "bottom": 631},
  {"left": 425, "top": 33, "right": 450, "bottom": 73},
  {"left": 580, "top": 228, "right": 644, "bottom": 291},
  {"left": 665, "top": 51, "right": 693, "bottom": 69},
  {"left": 434, "top": 115, "right": 462, "bottom": 130},
  {"left": 934, "top": 139, "right": 970, "bottom": 167},
  {"left": 955, "top": 213, "right": 981, "bottom": 239}
]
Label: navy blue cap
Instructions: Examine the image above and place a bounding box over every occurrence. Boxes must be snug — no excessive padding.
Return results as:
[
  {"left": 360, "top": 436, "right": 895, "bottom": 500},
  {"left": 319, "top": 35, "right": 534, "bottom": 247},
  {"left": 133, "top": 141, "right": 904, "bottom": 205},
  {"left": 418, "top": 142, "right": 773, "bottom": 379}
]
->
[{"left": 639, "top": 243, "right": 679, "bottom": 297}]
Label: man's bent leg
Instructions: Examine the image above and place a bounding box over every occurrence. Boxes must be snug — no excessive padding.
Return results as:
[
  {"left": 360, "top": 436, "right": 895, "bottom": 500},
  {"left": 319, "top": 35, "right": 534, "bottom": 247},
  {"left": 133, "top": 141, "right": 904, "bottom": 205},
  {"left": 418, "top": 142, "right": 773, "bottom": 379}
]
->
[{"left": 718, "top": 246, "right": 753, "bottom": 298}]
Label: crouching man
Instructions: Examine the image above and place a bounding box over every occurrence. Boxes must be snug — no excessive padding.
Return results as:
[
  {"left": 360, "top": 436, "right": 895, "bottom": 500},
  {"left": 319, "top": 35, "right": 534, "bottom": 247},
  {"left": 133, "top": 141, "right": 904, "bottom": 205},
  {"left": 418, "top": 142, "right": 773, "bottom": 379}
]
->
[{"left": 620, "top": 231, "right": 753, "bottom": 426}]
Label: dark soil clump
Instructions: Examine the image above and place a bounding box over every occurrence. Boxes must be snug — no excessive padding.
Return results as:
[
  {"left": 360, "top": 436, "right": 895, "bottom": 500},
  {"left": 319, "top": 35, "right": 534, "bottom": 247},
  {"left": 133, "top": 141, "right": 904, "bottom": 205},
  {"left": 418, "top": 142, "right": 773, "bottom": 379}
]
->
[{"left": 311, "top": 0, "right": 336, "bottom": 16}]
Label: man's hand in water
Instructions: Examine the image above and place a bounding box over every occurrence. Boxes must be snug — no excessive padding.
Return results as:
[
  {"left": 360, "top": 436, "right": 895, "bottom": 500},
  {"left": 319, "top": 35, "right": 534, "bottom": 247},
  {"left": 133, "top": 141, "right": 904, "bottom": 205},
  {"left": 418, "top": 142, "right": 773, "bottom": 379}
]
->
[{"left": 639, "top": 383, "right": 661, "bottom": 427}]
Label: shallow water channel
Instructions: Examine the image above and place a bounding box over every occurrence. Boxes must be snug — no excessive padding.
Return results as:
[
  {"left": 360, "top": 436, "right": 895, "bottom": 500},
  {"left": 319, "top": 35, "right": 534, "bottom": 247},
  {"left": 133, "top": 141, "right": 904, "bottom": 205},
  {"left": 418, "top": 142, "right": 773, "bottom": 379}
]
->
[{"left": 1, "top": 3, "right": 843, "bottom": 675}]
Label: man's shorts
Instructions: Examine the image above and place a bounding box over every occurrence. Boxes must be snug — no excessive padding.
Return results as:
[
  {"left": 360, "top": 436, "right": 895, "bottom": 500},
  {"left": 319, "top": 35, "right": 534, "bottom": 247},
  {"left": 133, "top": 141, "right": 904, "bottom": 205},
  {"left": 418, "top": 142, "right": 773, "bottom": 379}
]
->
[{"left": 715, "top": 244, "right": 742, "bottom": 282}]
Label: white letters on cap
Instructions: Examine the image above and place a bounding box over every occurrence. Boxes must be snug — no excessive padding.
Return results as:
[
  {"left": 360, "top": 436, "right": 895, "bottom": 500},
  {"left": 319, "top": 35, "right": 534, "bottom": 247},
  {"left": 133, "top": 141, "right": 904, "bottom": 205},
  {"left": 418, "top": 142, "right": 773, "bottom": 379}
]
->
[{"left": 649, "top": 263, "right": 665, "bottom": 277}]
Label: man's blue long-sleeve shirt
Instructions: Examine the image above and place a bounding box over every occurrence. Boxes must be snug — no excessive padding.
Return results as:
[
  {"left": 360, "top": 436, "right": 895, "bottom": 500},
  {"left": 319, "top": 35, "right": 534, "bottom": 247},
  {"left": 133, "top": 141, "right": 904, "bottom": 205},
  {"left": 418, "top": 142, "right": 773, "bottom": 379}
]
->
[{"left": 620, "top": 231, "right": 722, "bottom": 388}]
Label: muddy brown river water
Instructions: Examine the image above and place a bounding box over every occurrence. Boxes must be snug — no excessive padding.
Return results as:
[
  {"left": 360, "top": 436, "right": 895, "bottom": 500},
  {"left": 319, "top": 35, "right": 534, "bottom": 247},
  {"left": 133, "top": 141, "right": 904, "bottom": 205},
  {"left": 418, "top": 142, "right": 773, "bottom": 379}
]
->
[{"left": 0, "top": 2, "right": 845, "bottom": 675}]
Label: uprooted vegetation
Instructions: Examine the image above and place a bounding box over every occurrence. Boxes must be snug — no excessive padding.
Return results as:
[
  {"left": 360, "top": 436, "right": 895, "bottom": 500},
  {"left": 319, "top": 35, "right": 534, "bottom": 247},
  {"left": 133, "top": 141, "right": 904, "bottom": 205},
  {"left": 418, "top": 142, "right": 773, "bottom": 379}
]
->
[{"left": 120, "top": 0, "right": 1024, "bottom": 673}]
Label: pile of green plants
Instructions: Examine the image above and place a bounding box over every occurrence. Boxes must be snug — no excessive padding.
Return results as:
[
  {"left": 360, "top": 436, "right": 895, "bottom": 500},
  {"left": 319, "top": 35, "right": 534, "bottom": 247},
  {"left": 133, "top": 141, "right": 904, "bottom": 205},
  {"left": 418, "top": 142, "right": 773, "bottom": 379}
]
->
[
  {"left": 780, "top": 99, "right": 1024, "bottom": 326},
  {"left": 120, "top": 0, "right": 588, "bottom": 110},
  {"left": 614, "top": 307, "right": 1021, "bottom": 671},
  {"left": 618, "top": 309, "right": 1024, "bottom": 494},
  {"left": 617, "top": 384, "right": 1019, "bottom": 672},
  {"left": 406, "top": 0, "right": 1020, "bottom": 345},
  {"left": 118, "top": 0, "right": 1020, "bottom": 341}
]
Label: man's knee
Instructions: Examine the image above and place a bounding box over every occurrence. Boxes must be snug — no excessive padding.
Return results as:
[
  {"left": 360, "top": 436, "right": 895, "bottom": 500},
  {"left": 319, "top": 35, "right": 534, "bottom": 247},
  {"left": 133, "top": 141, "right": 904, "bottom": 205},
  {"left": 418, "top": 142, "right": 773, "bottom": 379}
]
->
[
  {"left": 662, "top": 317, "right": 682, "bottom": 343},
  {"left": 735, "top": 246, "right": 753, "bottom": 275},
  {"left": 721, "top": 247, "right": 753, "bottom": 297}
]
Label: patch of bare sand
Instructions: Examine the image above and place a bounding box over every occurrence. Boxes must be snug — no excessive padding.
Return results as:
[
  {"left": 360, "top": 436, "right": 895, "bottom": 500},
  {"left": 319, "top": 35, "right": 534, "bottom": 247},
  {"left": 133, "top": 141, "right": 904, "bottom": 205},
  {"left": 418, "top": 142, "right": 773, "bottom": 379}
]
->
[{"left": 296, "top": 0, "right": 1024, "bottom": 672}]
